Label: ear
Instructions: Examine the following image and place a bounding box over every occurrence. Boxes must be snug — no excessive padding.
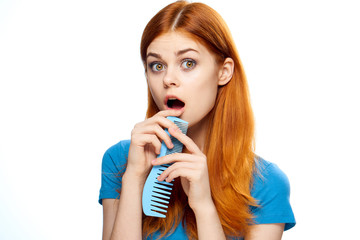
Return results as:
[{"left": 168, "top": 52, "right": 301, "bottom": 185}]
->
[{"left": 218, "top": 57, "right": 234, "bottom": 86}]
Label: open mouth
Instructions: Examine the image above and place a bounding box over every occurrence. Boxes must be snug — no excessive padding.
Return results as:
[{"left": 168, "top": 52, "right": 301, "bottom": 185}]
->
[{"left": 167, "top": 98, "right": 185, "bottom": 110}]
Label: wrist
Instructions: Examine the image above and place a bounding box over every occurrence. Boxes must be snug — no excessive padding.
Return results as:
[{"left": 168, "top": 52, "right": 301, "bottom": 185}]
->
[
  {"left": 193, "top": 200, "right": 226, "bottom": 240},
  {"left": 192, "top": 200, "right": 217, "bottom": 217},
  {"left": 122, "top": 170, "right": 147, "bottom": 186}
]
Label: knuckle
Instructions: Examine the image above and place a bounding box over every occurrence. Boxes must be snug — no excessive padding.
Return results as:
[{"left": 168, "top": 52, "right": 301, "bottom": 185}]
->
[
  {"left": 131, "top": 123, "right": 141, "bottom": 135},
  {"left": 133, "top": 122, "right": 141, "bottom": 129},
  {"left": 199, "top": 157, "right": 207, "bottom": 166},
  {"left": 172, "top": 153, "right": 181, "bottom": 159},
  {"left": 199, "top": 153, "right": 206, "bottom": 160},
  {"left": 130, "top": 130, "right": 138, "bottom": 139},
  {"left": 156, "top": 125, "right": 165, "bottom": 136},
  {"left": 168, "top": 170, "right": 176, "bottom": 179},
  {"left": 154, "top": 115, "right": 163, "bottom": 122}
]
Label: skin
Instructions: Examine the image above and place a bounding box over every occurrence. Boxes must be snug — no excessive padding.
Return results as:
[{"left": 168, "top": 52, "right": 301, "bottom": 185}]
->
[
  {"left": 146, "top": 32, "right": 224, "bottom": 131},
  {"left": 102, "top": 31, "right": 285, "bottom": 240}
]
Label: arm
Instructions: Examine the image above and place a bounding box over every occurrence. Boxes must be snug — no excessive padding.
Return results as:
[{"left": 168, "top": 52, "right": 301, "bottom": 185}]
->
[
  {"left": 245, "top": 223, "right": 284, "bottom": 240},
  {"left": 101, "top": 109, "right": 184, "bottom": 240},
  {"left": 102, "top": 199, "right": 118, "bottom": 240},
  {"left": 153, "top": 127, "right": 226, "bottom": 240},
  {"left": 194, "top": 201, "right": 226, "bottom": 240},
  {"left": 102, "top": 173, "right": 144, "bottom": 240}
]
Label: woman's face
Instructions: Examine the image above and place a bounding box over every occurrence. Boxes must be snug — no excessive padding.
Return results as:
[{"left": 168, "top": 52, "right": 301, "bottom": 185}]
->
[{"left": 146, "top": 31, "right": 222, "bottom": 127}]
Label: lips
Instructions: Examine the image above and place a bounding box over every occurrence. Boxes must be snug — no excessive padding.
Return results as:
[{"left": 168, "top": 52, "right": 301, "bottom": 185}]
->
[{"left": 165, "top": 95, "right": 185, "bottom": 110}]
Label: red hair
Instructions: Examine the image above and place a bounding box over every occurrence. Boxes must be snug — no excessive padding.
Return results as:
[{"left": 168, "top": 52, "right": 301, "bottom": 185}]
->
[{"left": 140, "top": 1, "right": 257, "bottom": 239}]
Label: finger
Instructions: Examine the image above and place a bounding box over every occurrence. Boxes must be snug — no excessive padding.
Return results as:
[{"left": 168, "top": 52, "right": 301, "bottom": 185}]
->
[
  {"left": 133, "top": 133, "right": 162, "bottom": 155},
  {"left": 156, "top": 111, "right": 184, "bottom": 131},
  {"left": 152, "top": 153, "right": 196, "bottom": 165},
  {"left": 144, "top": 115, "right": 181, "bottom": 136},
  {"left": 135, "top": 110, "right": 182, "bottom": 131},
  {"left": 155, "top": 109, "right": 184, "bottom": 118},
  {"left": 157, "top": 162, "right": 196, "bottom": 181},
  {"left": 139, "top": 124, "right": 174, "bottom": 149},
  {"left": 133, "top": 116, "right": 180, "bottom": 149},
  {"left": 164, "top": 168, "right": 198, "bottom": 183},
  {"left": 168, "top": 127, "right": 201, "bottom": 154}
]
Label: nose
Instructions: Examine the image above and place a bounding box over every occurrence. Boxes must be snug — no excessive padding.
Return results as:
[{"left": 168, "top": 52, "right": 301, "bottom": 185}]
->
[{"left": 163, "top": 67, "right": 179, "bottom": 88}]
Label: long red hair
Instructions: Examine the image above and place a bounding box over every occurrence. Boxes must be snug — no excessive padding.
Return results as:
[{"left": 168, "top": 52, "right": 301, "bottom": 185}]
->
[{"left": 140, "top": 1, "right": 257, "bottom": 239}]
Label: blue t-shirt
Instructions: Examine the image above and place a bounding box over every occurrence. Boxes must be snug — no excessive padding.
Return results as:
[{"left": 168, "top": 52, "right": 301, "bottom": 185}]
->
[{"left": 99, "top": 140, "right": 296, "bottom": 239}]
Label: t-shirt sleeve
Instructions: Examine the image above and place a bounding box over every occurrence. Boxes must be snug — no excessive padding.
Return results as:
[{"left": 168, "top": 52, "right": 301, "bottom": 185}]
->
[
  {"left": 251, "top": 160, "right": 296, "bottom": 231},
  {"left": 98, "top": 140, "right": 130, "bottom": 205}
]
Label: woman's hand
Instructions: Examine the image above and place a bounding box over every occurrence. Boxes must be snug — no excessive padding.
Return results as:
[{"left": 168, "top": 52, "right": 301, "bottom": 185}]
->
[
  {"left": 151, "top": 127, "right": 213, "bottom": 212},
  {"left": 126, "top": 109, "right": 184, "bottom": 181}
]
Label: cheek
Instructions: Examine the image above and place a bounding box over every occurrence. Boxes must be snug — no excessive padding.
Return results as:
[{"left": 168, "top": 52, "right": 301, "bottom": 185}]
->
[
  {"left": 189, "top": 79, "right": 218, "bottom": 110},
  {"left": 148, "top": 80, "right": 163, "bottom": 109},
  {"left": 202, "top": 87, "right": 218, "bottom": 109},
  {"left": 193, "top": 73, "right": 219, "bottom": 104}
]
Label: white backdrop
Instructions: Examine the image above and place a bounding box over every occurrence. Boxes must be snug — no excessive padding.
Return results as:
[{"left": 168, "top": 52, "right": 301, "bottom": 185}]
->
[{"left": 1, "top": 0, "right": 359, "bottom": 239}]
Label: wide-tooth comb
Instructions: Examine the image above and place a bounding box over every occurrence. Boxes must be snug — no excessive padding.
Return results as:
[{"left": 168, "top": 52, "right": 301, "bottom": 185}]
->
[{"left": 142, "top": 116, "right": 188, "bottom": 218}]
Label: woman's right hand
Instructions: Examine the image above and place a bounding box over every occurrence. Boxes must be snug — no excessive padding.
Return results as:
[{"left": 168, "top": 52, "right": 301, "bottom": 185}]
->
[{"left": 125, "top": 109, "right": 184, "bottom": 181}]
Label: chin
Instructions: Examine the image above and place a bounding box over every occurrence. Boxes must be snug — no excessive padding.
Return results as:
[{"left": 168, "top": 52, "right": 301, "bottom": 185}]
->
[
  {"left": 180, "top": 114, "right": 199, "bottom": 129},
  {"left": 188, "top": 111, "right": 213, "bottom": 129},
  {"left": 171, "top": 112, "right": 188, "bottom": 126}
]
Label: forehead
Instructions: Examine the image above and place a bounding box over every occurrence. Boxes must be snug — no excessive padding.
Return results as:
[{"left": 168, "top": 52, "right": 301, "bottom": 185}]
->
[{"left": 147, "top": 31, "right": 209, "bottom": 56}]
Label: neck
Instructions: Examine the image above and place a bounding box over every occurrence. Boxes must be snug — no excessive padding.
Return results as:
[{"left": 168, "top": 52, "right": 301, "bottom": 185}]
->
[{"left": 186, "top": 115, "right": 210, "bottom": 153}]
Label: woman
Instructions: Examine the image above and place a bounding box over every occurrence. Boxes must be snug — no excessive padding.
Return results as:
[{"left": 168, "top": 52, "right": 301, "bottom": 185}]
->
[{"left": 99, "top": 1, "right": 295, "bottom": 239}]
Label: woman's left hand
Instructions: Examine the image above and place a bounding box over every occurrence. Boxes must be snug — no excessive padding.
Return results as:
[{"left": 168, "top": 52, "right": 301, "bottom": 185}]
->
[{"left": 151, "top": 127, "right": 213, "bottom": 213}]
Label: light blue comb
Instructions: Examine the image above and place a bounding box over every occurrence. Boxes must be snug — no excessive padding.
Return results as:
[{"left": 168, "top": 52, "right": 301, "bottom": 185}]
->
[{"left": 142, "top": 116, "right": 188, "bottom": 218}]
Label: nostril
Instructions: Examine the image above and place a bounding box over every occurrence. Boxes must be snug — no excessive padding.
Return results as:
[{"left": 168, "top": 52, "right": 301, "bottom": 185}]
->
[
  {"left": 164, "top": 81, "right": 177, "bottom": 86},
  {"left": 163, "top": 74, "right": 179, "bottom": 87}
]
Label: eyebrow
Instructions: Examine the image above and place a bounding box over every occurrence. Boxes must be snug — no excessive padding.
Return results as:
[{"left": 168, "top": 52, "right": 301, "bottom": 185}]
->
[
  {"left": 146, "top": 52, "right": 162, "bottom": 60},
  {"left": 146, "top": 48, "right": 199, "bottom": 61},
  {"left": 176, "top": 48, "right": 199, "bottom": 56}
]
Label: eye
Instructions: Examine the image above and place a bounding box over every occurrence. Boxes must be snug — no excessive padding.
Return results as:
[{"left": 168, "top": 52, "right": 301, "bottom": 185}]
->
[
  {"left": 149, "top": 62, "right": 165, "bottom": 72},
  {"left": 181, "top": 59, "right": 196, "bottom": 69}
]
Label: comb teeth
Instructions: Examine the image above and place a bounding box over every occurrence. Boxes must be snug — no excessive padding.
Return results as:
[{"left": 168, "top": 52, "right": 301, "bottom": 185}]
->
[
  {"left": 166, "top": 121, "right": 188, "bottom": 155},
  {"left": 142, "top": 116, "right": 188, "bottom": 218}
]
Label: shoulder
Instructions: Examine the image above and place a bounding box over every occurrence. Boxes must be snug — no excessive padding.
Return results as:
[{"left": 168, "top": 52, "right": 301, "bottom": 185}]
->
[
  {"left": 99, "top": 140, "right": 131, "bottom": 204},
  {"left": 252, "top": 157, "right": 290, "bottom": 195},
  {"left": 103, "top": 139, "right": 131, "bottom": 160},
  {"left": 251, "top": 156, "right": 296, "bottom": 231},
  {"left": 101, "top": 140, "right": 131, "bottom": 171}
]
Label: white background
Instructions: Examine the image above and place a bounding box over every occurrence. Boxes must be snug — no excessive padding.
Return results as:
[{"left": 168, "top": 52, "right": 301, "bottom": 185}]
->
[{"left": 1, "top": 0, "right": 359, "bottom": 239}]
